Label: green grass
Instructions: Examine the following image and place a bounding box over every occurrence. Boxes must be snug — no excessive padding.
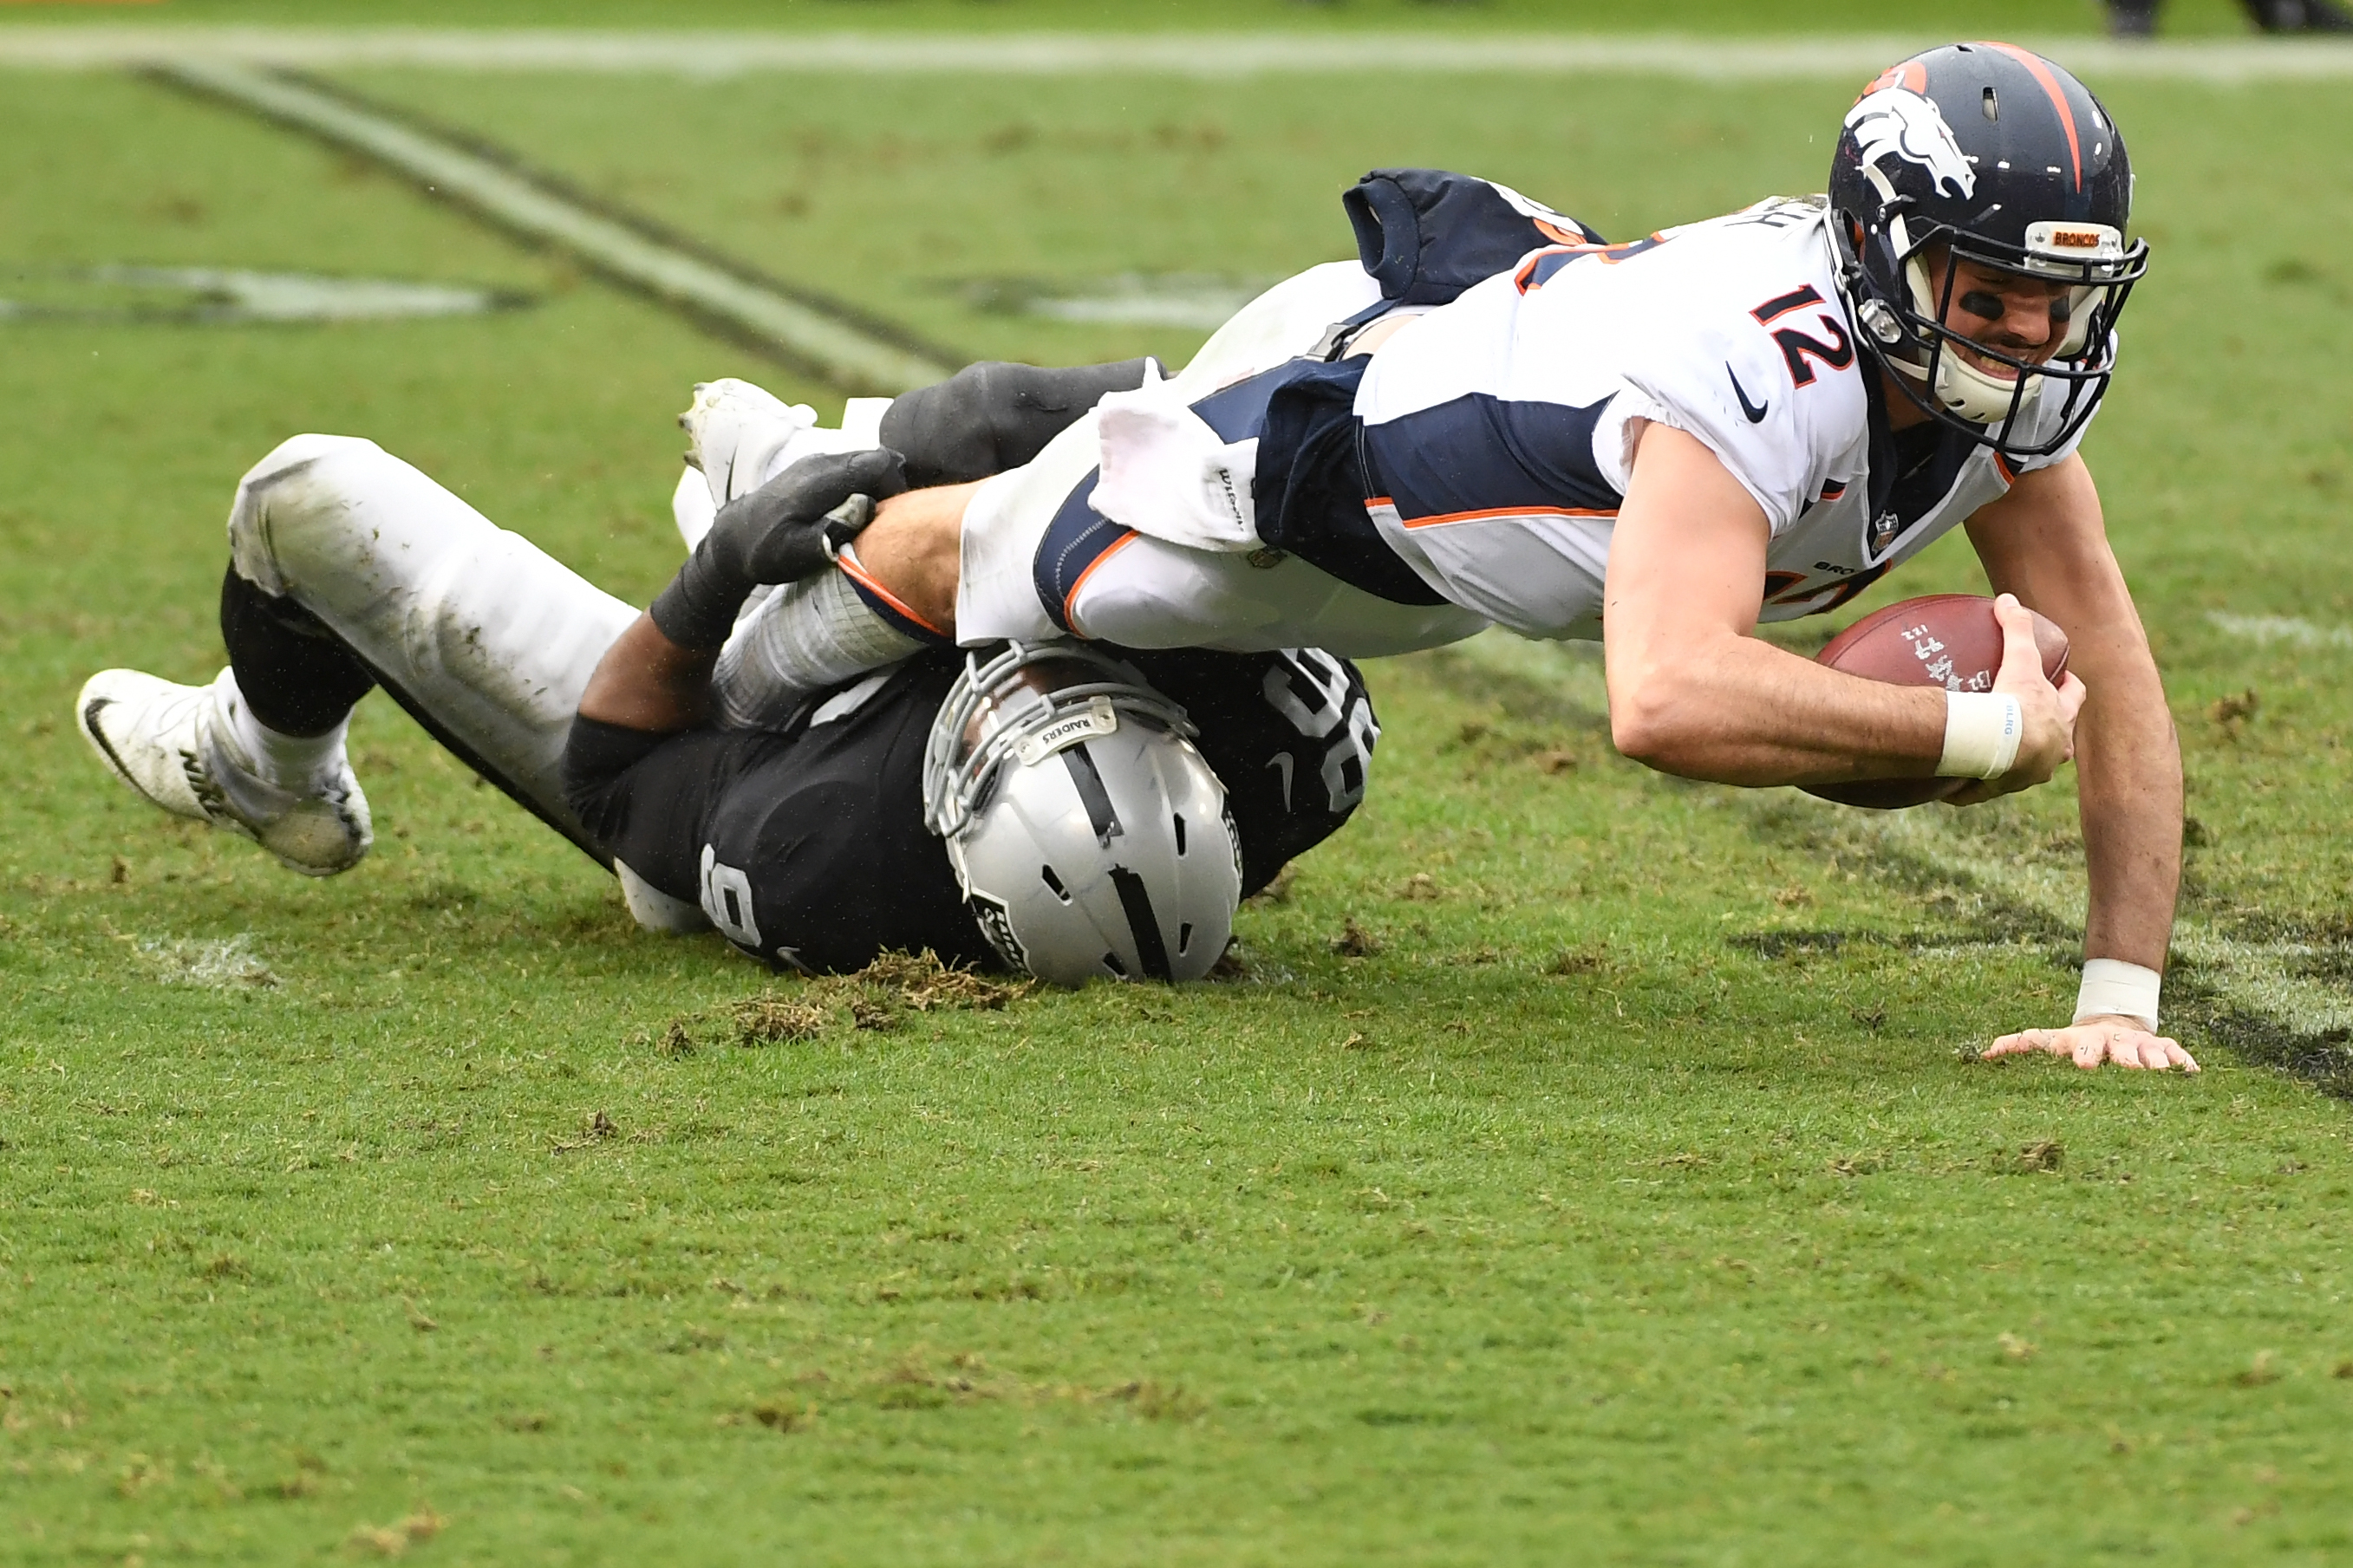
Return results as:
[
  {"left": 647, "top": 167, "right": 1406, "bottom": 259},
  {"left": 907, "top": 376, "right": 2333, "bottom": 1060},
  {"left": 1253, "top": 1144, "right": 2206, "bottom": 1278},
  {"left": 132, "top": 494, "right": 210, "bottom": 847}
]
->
[
  {"left": 3, "top": 34, "right": 2352, "bottom": 1568},
  {"left": 0, "top": 0, "right": 2266, "bottom": 42}
]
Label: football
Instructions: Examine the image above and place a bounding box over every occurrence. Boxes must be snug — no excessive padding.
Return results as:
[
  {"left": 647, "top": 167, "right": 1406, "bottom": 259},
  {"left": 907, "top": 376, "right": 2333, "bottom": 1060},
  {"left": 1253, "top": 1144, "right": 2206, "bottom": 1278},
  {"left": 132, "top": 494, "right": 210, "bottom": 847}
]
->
[{"left": 1802, "top": 594, "right": 2070, "bottom": 810}]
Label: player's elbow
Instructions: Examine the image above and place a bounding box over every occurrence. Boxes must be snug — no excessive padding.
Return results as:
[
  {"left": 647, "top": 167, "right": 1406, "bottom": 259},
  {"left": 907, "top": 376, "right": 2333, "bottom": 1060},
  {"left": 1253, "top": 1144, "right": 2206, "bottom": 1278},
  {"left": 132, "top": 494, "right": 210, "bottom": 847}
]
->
[
  {"left": 1607, "top": 670, "right": 1712, "bottom": 773},
  {"left": 1607, "top": 681, "right": 1680, "bottom": 769}
]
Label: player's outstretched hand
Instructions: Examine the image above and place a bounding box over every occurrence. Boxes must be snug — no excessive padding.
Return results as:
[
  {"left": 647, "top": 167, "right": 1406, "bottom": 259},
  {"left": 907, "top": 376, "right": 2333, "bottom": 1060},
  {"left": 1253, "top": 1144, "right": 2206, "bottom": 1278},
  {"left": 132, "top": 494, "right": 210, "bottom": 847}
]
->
[
  {"left": 1945, "top": 593, "right": 2089, "bottom": 804},
  {"left": 1980, "top": 1016, "right": 2200, "bottom": 1073},
  {"left": 707, "top": 447, "right": 909, "bottom": 588}
]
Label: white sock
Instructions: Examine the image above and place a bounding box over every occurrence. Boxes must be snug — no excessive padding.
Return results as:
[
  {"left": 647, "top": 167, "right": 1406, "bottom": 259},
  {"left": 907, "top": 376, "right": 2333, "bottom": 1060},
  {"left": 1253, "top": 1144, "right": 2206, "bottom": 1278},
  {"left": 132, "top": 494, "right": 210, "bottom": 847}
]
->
[
  {"left": 711, "top": 568, "right": 923, "bottom": 730},
  {"left": 210, "top": 668, "right": 349, "bottom": 791}
]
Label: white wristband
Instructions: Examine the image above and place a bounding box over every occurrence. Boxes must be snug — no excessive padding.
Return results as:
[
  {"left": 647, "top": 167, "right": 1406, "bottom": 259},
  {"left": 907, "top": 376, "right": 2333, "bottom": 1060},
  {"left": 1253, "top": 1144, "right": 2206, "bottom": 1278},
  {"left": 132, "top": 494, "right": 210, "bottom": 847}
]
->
[
  {"left": 1937, "top": 692, "right": 2023, "bottom": 778},
  {"left": 2075, "top": 959, "right": 2161, "bottom": 1032}
]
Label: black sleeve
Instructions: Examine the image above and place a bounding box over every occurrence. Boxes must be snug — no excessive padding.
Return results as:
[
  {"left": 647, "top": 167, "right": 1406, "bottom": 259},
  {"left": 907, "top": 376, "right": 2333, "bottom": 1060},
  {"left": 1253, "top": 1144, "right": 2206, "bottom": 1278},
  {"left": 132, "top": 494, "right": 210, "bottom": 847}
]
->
[
  {"left": 879, "top": 359, "right": 1159, "bottom": 488},
  {"left": 563, "top": 716, "right": 755, "bottom": 903},
  {"left": 561, "top": 664, "right": 1002, "bottom": 975},
  {"left": 1118, "top": 647, "right": 1379, "bottom": 897}
]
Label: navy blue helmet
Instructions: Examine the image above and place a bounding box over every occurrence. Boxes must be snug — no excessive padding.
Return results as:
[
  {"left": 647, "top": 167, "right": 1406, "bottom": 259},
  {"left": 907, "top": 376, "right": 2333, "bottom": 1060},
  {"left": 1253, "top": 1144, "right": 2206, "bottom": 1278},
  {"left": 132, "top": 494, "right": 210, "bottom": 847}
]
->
[{"left": 1828, "top": 43, "right": 2148, "bottom": 459}]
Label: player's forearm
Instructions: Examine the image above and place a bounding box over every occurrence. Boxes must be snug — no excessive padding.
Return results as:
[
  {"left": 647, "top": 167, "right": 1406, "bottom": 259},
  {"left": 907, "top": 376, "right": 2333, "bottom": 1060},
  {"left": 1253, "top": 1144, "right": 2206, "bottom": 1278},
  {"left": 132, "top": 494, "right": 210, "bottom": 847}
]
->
[
  {"left": 849, "top": 481, "right": 978, "bottom": 638},
  {"left": 577, "top": 613, "right": 717, "bottom": 734},
  {"left": 2071, "top": 633, "right": 2181, "bottom": 971},
  {"left": 1607, "top": 630, "right": 1947, "bottom": 785},
  {"left": 1963, "top": 461, "right": 2179, "bottom": 970}
]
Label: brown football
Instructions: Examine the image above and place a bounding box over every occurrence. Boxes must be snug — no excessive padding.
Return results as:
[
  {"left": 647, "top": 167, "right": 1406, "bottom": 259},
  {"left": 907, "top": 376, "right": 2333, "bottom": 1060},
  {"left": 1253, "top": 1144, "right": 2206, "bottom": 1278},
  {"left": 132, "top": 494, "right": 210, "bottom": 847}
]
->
[{"left": 1802, "top": 594, "right": 2069, "bottom": 810}]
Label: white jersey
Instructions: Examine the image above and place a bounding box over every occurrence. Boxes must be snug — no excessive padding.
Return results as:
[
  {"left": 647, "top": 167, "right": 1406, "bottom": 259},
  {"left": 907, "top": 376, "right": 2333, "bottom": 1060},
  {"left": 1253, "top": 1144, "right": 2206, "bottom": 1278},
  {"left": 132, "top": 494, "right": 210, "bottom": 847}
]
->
[{"left": 1353, "top": 198, "right": 2100, "bottom": 640}]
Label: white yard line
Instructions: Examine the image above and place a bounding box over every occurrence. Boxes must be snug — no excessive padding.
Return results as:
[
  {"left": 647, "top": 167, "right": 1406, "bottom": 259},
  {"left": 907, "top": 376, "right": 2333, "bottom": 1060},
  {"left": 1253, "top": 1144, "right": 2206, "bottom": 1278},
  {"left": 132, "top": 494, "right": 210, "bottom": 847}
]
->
[
  {"left": 1450, "top": 630, "right": 2351, "bottom": 1038},
  {"left": 149, "top": 61, "right": 952, "bottom": 394},
  {"left": 2208, "top": 611, "right": 2353, "bottom": 650},
  {"left": 2, "top": 28, "right": 2350, "bottom": 82}
]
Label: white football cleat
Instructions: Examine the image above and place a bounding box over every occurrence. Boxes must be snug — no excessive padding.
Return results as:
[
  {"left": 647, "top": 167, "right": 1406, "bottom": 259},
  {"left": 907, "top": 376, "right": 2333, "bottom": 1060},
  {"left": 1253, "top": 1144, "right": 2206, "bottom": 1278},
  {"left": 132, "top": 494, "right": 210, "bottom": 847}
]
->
[
  {"left": 678, "top": 378, "right": 818, "bottom": 509},
  {"left": 76, "top": 667, "right": 372, "bottom": 877}
]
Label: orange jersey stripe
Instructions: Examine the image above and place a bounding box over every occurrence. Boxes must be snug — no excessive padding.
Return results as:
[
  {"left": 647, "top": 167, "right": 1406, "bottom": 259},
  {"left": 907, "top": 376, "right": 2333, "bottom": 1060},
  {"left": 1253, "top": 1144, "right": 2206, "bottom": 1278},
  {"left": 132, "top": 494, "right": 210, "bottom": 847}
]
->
[
  {"left": 1392, "top": 503, "right": 1618, "bottom": 530},
  {"left": 836, "top": 545, "right": 948, "bottom": 640},
  {"left": 1060, "top": 529, "right": 1141, "bottom": 641}
]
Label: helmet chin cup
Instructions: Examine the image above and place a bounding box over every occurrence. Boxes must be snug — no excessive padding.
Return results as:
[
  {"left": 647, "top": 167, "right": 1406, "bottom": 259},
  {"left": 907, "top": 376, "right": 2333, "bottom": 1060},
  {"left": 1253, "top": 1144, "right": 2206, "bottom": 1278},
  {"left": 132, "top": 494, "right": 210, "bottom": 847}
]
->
[{"left": 1933, "top": 347, "right": 2038, "bottom": 426}]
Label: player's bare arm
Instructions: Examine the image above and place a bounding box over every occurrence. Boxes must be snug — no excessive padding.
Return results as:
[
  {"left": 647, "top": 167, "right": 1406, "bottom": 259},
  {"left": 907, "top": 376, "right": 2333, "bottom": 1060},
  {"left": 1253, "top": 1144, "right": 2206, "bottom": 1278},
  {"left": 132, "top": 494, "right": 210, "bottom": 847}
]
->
[
  {"left": 1602, "top": 420, "right": 2082, "bottom": 790},
  {"left": 1873, "top": 231, "right": 2194, "bottom": 1070},
  {"left": 848, "top": 480, "right": 975, "bottom": 638},
  {"left": 1965, "top": 457, "right": 2196, "bottom": 1072},
  {"left": 577, "top": 614, "right": 715, "bottom": 734}
]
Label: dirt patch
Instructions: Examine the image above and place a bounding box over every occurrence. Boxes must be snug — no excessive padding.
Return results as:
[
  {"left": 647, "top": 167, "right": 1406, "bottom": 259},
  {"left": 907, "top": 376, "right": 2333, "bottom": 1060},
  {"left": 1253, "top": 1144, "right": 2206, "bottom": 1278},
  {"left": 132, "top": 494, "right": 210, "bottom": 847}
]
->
[
  {"left": 2015, "top": 1140, "right": 2064, "bottom": 1174},
  {"left": 2209, "top": 686, "right": 2261, "bottom": 736},
  {"left": 550, "top": 1110, "right": 617, "bottom": 1154},
  {"left": 731, "top": 997, "right": 831, "bottom": 1044},
  {"left": 655, "top": 950, "right": 1033, "bottom": 1053},
  {"left": 344, "top": 1508, "right": 442, "bottom": 1557}
]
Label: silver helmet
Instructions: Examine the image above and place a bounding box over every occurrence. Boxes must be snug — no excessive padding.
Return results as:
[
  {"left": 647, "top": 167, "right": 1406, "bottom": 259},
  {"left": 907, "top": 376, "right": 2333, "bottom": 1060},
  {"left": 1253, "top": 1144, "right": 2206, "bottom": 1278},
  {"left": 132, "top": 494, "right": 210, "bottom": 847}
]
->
[{"left": 922, "top": 641, "right": 1242, "bottom": 986}]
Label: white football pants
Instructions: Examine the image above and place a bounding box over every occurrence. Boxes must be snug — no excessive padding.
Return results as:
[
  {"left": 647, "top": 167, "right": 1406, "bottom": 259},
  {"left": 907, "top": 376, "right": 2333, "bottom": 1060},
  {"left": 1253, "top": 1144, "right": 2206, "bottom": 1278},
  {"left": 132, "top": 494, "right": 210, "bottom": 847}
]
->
[
  {"left": 955, "top": 260, "right": 1490, "bottom": 655},
  {"left": 226, "top": 433, "right": 636, "bottom": 856}
]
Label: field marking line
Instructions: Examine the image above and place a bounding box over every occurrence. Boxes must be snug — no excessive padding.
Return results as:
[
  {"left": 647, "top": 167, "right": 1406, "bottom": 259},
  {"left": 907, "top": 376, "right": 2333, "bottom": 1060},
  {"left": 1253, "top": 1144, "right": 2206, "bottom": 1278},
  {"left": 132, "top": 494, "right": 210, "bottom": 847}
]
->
[
  {"left": 1448, "top": 630, "right": 2351, "bottom": 1039},
  {"left": 145, "top": 60, "right": 954, "bottom": 394},
  {"left": 2208, "top": 610, "right": 2353, "bottom": 649},
  {"left": 2, "top": 29, "right": 2351, "bottom": 81}
]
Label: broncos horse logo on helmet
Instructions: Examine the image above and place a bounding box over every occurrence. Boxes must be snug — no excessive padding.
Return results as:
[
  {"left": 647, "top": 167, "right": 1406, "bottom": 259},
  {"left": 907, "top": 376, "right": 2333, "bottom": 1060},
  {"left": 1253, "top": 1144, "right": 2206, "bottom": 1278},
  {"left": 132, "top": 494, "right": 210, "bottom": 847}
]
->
[
  {"left": 1828, "top": 42, "right": 2149, "bottom": 460},
  {"left": 1844, "top": 83, "right": 1977, "bottom": 202}
]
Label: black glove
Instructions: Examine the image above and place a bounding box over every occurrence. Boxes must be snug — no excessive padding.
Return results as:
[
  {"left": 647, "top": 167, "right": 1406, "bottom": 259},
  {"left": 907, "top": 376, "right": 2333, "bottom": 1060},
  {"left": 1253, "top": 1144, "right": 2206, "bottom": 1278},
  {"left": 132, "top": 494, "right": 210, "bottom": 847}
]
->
[
  {"left": 881, "top": 359, "right": 1158, "bottom": 486},
  {"left": 649, "top": 447, "right": 909, "bottom": 649}
]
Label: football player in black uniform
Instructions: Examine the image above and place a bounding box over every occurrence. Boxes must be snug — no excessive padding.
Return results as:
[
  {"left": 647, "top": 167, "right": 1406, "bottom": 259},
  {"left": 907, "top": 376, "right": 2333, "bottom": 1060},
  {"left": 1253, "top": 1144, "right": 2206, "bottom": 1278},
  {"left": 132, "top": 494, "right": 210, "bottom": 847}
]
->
[{"left": 75, "top": 394, "right": 1378, "bottom": 984}]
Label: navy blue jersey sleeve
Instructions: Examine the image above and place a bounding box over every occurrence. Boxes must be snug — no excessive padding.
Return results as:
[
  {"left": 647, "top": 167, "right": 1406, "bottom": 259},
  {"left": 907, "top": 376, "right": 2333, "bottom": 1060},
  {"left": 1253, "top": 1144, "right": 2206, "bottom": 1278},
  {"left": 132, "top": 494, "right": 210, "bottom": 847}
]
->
[{"left": 1118, "top": 647, "right": 1378, "bottom": 895}]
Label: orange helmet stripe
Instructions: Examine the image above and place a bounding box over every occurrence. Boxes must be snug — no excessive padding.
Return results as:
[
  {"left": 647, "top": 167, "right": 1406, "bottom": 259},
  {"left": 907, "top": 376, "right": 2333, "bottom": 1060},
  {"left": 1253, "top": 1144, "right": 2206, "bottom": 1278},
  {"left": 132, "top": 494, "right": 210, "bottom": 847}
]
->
[{"left": 1975, "top": 41, "right": 2084, "bottom": 192}]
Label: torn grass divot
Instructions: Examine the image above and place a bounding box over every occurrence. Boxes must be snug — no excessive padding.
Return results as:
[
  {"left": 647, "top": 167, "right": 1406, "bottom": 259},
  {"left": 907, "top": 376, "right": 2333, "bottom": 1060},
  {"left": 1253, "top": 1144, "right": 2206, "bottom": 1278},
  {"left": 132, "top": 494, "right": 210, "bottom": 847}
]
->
[
  {"left": 129, "top": 933, "right": 281, "bottom": 990},
  {"left": 655, "top": 950, "right": 1032, "bottom": 1054}
]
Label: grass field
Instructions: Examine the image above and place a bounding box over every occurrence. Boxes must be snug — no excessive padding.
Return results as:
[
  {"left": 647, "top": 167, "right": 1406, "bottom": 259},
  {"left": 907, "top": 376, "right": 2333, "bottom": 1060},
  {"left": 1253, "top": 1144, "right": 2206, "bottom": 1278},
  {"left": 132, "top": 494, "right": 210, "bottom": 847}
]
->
[
  {"left": 3, "top": 9, "right": 2352, "bottom": 1565},
  {"left": 0, "top": 0, "right": 2273, "bottom": 39}
]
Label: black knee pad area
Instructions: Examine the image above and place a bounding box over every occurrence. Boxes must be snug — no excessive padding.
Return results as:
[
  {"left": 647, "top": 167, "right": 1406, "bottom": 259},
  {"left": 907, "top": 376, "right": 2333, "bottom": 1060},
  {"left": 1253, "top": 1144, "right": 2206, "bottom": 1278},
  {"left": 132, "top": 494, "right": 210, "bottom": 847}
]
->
[{"left": 218, "top": 565, "right": 378, "bottom": 738}]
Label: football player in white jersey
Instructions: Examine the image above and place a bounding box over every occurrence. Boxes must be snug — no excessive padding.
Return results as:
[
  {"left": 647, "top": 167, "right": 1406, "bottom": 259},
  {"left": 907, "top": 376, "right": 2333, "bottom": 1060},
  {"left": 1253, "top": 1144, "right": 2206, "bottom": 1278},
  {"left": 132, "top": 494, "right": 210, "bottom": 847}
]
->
[
  {"left": 485, "top": 44, "right": 2198, "bottom": 1070},
  {"left": 691, "top": 46, "right": 2193, "bottom": 1074}
]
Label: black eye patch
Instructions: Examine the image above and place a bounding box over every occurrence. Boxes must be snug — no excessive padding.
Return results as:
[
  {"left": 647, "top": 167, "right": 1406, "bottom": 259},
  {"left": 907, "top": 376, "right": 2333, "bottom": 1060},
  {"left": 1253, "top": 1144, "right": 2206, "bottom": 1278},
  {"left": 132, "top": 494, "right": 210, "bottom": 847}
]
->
[
  {"left": 2048, "top": 294, "right": 2074, "bottom": 324},
  {"left": 1958, "top": 290, "right": 2005, "bottom": 319}
]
